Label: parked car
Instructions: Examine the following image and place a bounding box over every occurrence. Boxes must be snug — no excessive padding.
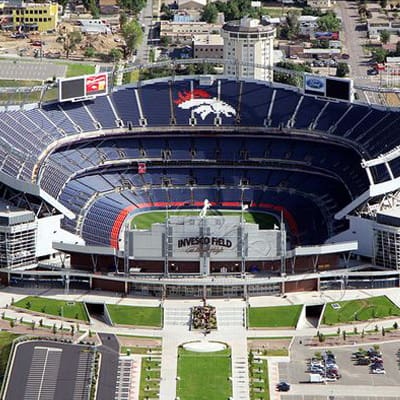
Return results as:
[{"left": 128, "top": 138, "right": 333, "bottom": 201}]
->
[
  {"left": 367, "top": 69, "right": 378, "bottom": 76},
  {"left": 371, "top": 367, "right": 385, "bottom": 374},
  {"left": 276, "top": 382, "right": 290, "bottom": 392}
]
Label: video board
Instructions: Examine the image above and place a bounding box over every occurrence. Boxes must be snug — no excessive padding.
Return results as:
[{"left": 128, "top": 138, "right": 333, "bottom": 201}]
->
[{"left": 58, "top": 73, "right": 108, "bottom": 102}]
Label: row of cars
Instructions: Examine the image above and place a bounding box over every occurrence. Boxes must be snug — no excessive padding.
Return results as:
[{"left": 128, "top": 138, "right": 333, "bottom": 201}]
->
[
  {"left": 352, "top": 348, "right": 385, "bottom": 374},
  {"left": 308, "top": 352, "right": 341, "bottom": 383}
]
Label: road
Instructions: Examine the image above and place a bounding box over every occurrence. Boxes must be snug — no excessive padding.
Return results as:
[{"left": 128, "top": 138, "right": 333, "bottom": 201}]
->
[
  {"left": 136, "top": 0, "right": 155, "bottom": 64},
  {"left": 336, "top": 1, "right": 372, "bottom": 102}
]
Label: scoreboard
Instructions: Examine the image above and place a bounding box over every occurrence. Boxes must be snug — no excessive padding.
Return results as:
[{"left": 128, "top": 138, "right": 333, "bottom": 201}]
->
[{"left": 58, "top": 73, "right": 108, "bottom": 103}]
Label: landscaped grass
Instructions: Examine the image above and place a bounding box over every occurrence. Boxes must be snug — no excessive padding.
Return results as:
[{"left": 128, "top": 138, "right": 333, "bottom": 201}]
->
[
  {"left": 139, "top": 357, "right": 161, "bottom": 400},
  {"left": 131, "top": 210, "right": 277, "bottom": 230},
  {"left": 0, "top": 79, "right": 42, "bottom": 87},
  {"left": 322, "top": 295, "right": 400, "bottom": 325},
  {"left": 0, "top": 332, "right": 20, "bottom": 387},
  {"left": 106, "top": 304, "right": 163, "bottom": 327},
  {"left": 65, "top": 63, "right": 95, "bottom": 77},
  {"left": 13, "top": 296, "right": 89, "bottom": 322},
  {"left": 248, "top": 305, "right": 302, "bottom": 328},
  {"left": 177, "top": 347, "right": 232, "bottom": 400}
]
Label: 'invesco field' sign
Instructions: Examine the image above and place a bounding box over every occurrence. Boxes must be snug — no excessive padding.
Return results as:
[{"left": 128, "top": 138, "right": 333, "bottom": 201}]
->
[
  {"left": 174, "top": 235, "right": 237, "bottom": 257},
  {"left": 178, "top": 237, "right": 232, "bottom": 249}
]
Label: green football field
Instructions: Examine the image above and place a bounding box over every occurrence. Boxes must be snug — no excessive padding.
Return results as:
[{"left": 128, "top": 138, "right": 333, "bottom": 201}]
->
[{"left": 131, "top": 210, "right": 277, "bottom": 230}]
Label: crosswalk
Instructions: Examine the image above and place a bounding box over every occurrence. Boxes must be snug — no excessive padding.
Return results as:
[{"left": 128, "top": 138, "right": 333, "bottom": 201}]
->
[{"left": 24, "top": 347, "right": 62, "bottom": 400}]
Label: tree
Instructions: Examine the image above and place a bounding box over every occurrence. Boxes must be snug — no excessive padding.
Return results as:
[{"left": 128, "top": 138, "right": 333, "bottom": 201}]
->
[
  {"left": 380, "top": 0, "right": 388, "bottom": 9},
  {"left": 59, "top": 31, "right": 82, "bottom": 59},
  {"left": 84, "top": 47, "right": 96, "bottom": 57},
  {"left": 372, "top": 47, "right": 388, "bottom": 63},
  {"left": 336, "top": 62, "right": 349, "bottom": 77},
  {"left": 201, "top": 3, "right": 218, "bottom": 23},
  {"left": 109, "top": 48, "right": 123, "bottom": 62},
  {"left": 274, "top": 61, "right": 312, "bottom": 87},
  {"left": 380, "top": 29, "right": 390, "bottom": 44},
  {"left": 119, "top": 11, "right": 128, "bottom": 29},
  {"left": 121, "top": 19, "right": 143, "bottom": 59},
  {"left": 287, "top": 10, "right": 300, "bottom": 38},
  {"left": 119, "top": 0, "right": 146, "bottom": 15},
  {"left": 317, "top": 11, "right": 341, "bottom": 32}
]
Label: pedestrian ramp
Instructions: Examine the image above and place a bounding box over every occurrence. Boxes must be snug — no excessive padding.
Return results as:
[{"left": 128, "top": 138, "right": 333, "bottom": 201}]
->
[{"left": 232, "top": 355, "right": 250, "bottom": 400}]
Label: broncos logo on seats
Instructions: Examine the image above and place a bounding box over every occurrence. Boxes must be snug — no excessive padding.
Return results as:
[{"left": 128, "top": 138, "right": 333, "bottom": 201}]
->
[{"left": 174, "top": 89, "right": 236, "bottom": 120}]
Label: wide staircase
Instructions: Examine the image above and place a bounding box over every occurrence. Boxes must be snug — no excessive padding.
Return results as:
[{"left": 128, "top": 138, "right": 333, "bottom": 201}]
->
[
  {"left": 216, "top": 306, "right": 246, "bottom": 328},
  {"left": 163, "top": 306, "right": 191, "bottom": 327}
]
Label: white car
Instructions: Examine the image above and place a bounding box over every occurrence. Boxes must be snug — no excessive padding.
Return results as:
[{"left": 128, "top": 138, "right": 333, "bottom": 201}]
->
[{"left": 372, "top": 368, "right": 385, "bottom": 374}]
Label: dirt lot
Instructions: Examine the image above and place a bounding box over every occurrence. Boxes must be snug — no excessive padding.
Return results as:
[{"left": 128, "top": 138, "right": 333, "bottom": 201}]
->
[
  {"left": 0, "top": 20, "right": 124, "bottom": 59},
  {"left": 248, "top": 337, "right": 292, "bottom": 352},
  {"left": 117, "top": 335, "right": 162, "bottom": 348}
]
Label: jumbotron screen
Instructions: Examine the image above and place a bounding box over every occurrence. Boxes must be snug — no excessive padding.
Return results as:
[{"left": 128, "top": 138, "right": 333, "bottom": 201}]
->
[{"left": 58, "top": 73, "right": 108, "bottom": 102}]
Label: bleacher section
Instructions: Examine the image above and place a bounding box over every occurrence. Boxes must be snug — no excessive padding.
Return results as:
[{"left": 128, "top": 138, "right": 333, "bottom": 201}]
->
[{"left": 2, "top": 77, "right": 400, "bottom": 251}]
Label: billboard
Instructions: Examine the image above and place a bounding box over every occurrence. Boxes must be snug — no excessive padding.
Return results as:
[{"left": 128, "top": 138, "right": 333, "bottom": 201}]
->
[
  {"left": 58, "top": 73, "right": 108, "bottom": 102},
  {"left": 304, "top": 74, "right": 352, "bottom": 101},
  {"left": 304, "top": 75, "right": 326, "bottom": 96}
]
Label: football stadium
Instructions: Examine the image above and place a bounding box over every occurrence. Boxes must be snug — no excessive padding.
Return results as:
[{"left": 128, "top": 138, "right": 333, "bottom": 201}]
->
[{"left": 1, "top": 69, "right": 400, "bottom": 298}]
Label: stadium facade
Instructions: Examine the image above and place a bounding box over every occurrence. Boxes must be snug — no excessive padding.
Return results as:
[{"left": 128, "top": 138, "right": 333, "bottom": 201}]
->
[{"left": 1, "top": 74, "right": 400, "bottom": 297}]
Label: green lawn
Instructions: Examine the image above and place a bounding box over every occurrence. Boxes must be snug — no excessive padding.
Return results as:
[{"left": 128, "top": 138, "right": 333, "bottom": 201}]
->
[
  {"left": 106, "top": 304, "right": 162, "bottom": 327},
  {"left": 322, "top": 295, "right": 400, "bottom": 325},
  {"left": 13, "top": 296, "right": 89, "bottom": 322},
  {"left": 131, "top": 210, "right": 277, "bottom": 230},
  {"left": 248, "top": 305, "right": 302, "bottom": 328},
  {"left": 0, "top": 79, "right": 42, "bottom": 87},
  {"left": 66, "top": 63, "right": 95, "bottom": 77},
  {"left": 177, "top": 348, "right": 232, "bottom": 400},
  {"left": 0, "top": 332, "right": 19, "bottom": 387}
]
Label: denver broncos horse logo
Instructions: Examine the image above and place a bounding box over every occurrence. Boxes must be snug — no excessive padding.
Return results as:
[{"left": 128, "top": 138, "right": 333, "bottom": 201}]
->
[{"left": 174, "top": 89, "right": 236, "bottom": 120}]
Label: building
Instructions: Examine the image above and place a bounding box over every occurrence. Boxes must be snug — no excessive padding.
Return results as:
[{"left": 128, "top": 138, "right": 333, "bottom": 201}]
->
[
  {"left": 78, "top": 19, "right": 111, "bottom": 34},
  {"left": 221, "top": 17, "right": 276, "bottom": 81},
  {"left": 298, "top": 15, "right": 318, "bottom": 37},
  {"left": 160, "top": 20, "right": 221, "bottom": 43},
  {"left": 99, "top": 0, "right": 119, "bottom": 15},
  {"left": 306, "top": 0, "right": 333, "bottom": 9},
  {"left": 192, "top": 34, "right": 223, "bottom": 59},
  {"left": 12, "top": 1, "right": 59, "bottom": 32},
  {"left": 177, "top": 0, "right": 206, "bottom": 10},
  {"left": 367, "top": 13, "right": 400, "bottom": 40},
  {"left": 0, "top": 201, "right": 36, "bottom": 269}
]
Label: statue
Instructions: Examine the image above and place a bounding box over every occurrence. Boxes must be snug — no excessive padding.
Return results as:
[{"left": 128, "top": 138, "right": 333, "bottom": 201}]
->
[{"left": 199, "top": 199, "right": 210, "bottom": 218}]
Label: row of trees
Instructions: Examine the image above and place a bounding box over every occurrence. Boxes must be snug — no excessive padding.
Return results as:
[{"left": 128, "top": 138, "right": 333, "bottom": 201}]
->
[{"left": 279, "top": 10, "right": 341, "bottom": 41}]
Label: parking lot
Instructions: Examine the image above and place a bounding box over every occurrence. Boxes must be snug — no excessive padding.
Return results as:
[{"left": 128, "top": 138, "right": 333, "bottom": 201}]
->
[
  {"left": 4, "top": 340, "right": 94, "bottom": 400},
  {"left": 278, "top": 338, "right": 400, "bottom": 399}
]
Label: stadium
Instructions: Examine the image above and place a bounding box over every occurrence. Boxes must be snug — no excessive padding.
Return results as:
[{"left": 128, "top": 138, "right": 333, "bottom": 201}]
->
[{"left": 1, "top": 70, "right": 400, "bottom": 298}]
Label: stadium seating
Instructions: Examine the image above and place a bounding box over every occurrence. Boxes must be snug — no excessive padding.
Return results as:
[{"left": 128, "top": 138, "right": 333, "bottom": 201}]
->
[{"left": 2, "top": 77, "right": 400, "bottom": 251}]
